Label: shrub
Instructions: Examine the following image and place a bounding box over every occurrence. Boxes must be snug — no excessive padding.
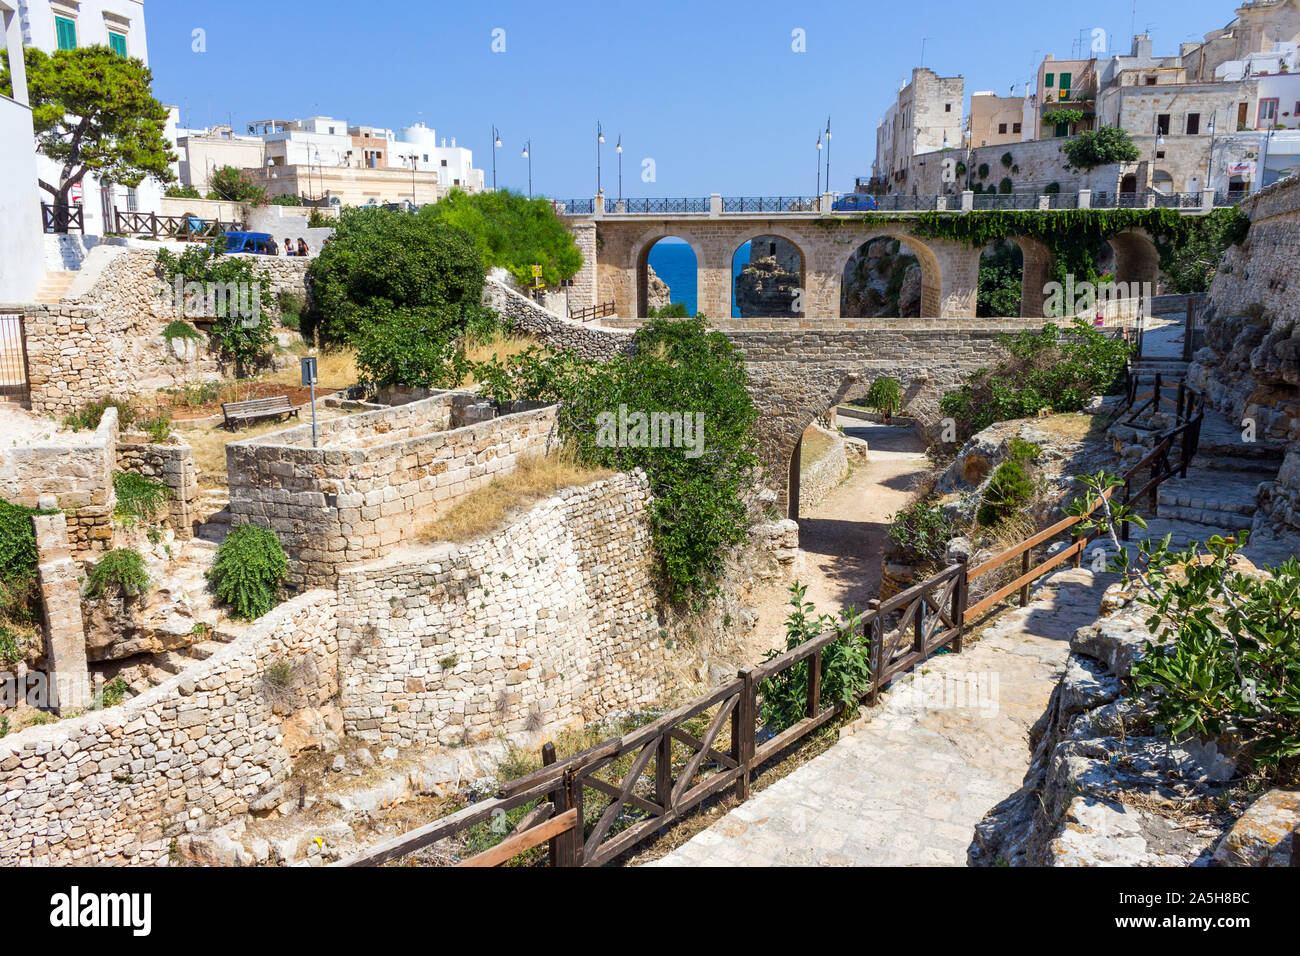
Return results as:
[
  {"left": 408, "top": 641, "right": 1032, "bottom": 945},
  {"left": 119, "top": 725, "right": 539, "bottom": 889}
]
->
[
  {"left": 976, "top": 440, "right": 1041, "bottom": 526},
  {"left": 1000, "top": 151, "right": 1014, "bottom": 169},
  {"left": 0, "top": 498, "right": 53, "bottom": 627},
  {"left": 758, "top": 583, "right": 871, "bottom": 733},
  {"left": 208, "top": 524, "right": 288, "bottom": 620},
  {"left": 887, "top": 501, "right": 958, "bottom": 568},
  {"left": 1157, "top": 207, "right": 1250, "bottom": 294},
  {"left": 270, "top": 194, "right": 300, "bottom": 206},
  {"left": 161, "top": 320, "right": 202, "bottom": 348},
  {"left": 0, "top": 624, "right": 22, "bottom": 665},
  {"left": 113, "top": 471, "right": 171, "bottom": 525},
  {"left": 307, "top": 206, "right": 486, "bottom": 346},
  {"left": 1063, "top": 126, "right": 1140, "bottom": 170},
  {"left": 155, "top": 241, "right": 274, "bottom": 375},
  {"left": 977, "top": 163, "right": 990, "bottom": 179},
  {"left": 939, "top": 319, "right": 1131, "bottom": 439},
  {"left": 277, "top": 290, "right": 307, "bottom": 330},
  {"left": 1044, "top": 181, "right": 1061, "bottom": 194},
  {"left": 1042, "top": 108, "right": 1084, "bottom": 129},
  {"left": 998, "top": 177, "right": 1013, "bottom": 194},
  {"left": 138, "top": 410, "right": 172, "bottom": 444},
  {"left": 86, "top": 548, "right": 150, "bottom": 599},
  {"left": 355, "top": 305, "right": 476, "bottom": 392},
  {"left": 977, "top": 241, "right": 1023, "bottom": 318},
  {"left": 164, "top": 185, "right": 201, "bottom": 199},
  {"left": 423, "top": 188, "right": 582, "bottom": 289},
  {"left": 208, "top": 165, "right": 268, "bottom": 204},
  {"left": 864, "top": 376, "right": 903, "bottom": 419},
  {"left": 63, "top": 396, "right": 135, "bottom": 432}
]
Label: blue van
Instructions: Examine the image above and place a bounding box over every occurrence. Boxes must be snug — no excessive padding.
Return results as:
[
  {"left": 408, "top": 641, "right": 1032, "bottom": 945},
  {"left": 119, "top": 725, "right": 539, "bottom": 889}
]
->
[
  {"left": 832, "top": 193, "right": 878, "bottom": 212},
  {"left": 221, "top": 231, "right": 275, "bottom": 254}
]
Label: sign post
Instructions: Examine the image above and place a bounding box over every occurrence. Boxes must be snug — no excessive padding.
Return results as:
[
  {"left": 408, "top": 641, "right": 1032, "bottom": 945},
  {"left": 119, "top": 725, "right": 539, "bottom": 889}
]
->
[{"left": 301, "top": 356, "right": 319, "bottom": 448}]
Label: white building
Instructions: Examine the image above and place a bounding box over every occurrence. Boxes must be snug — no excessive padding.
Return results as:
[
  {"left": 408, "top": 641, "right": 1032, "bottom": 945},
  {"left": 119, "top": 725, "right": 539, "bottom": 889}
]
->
[
  {"left": 1, "top": 1, "right": 44, "bottom": 300},
  {"left": 14, "top": 0, "right": 168, "bottom": 236},
  {"left": 389, "top": 123, "right": 484, "bottom": 189}
]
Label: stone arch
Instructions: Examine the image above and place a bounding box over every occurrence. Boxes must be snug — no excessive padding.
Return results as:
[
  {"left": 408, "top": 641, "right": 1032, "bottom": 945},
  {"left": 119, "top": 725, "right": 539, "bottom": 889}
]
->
[
  {"left": 1007, "top": 235, "right": 1054, "bottom": 318},
  {"left": 635, "top": 233, "right": 704, "bottom": 318},
  {"left": 730, "top": 233, "right": 808, "bottom": 318},
  {"left": 1107, "top": 229, "right": 1160, "bottom": 290},
  {"left": 836, "top": 232, "right": 945, "bottom": 318}
]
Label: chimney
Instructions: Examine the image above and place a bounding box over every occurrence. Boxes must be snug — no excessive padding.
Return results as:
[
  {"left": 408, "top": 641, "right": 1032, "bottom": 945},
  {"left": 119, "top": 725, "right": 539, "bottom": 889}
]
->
[{"left": 1131, "top": 34, "right": 1153, "bottom": 58}]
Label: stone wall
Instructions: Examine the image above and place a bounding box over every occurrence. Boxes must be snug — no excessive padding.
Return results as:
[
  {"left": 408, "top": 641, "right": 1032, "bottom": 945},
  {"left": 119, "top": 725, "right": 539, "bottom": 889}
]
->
[
  {"left": 484, "top": 279, "right": 633, "bottom": 360},
  {"left": 799, "top": 424, "right": 850, "bottom": 509},
  {"left": 115, "top": 438, "right": 199, "bottom": 540},
  {"left": 226, "top": 394, "right": 561, "bottom": 590},
  {"left": 0, "top": 407, "right": 117, "bottom": 555},
  {"left": 0, "top": 589, "right": 338, "bottom": 866},
  {"left": 336, "top": 472, "right": 667, "bottom": 748}
]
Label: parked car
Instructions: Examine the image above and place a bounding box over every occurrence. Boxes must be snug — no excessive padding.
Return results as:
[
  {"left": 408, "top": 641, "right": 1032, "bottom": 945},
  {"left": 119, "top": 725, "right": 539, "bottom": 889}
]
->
[
  {"left": 221, "top": 231, "right": 275, "bottom": 255},
  {"left": 832, "top": 193, "right": 878, "bottom": 211}
]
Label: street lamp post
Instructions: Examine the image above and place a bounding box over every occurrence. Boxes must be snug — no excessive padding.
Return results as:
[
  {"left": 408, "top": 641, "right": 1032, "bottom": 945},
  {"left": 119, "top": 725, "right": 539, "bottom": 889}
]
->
[
  {"left": 596, "top": 121, "right": 605, "bottom": 196},
  {"left": 522, "top": 140, "right": 532, "bottom": 198},
  {"left": 410, "top": 155, "right": 418, "bottom": 207},
  {"left": 1205, "top": 118, "right": 1216, "bottom": 199},
  {"left": 616, "top": 135, "right": 623, "bottom": 202},
  {"left": 313, "top": 150, "right": 321, "bottom": 205},
  {"left": 492, "top": 126, "right": 502, "bottom": 191},
  {"left": 825, "top": 116, "right": 832, "bottom": 195},
  {"left": 816, "top": 133, "right": 823, "bottom": 195}
]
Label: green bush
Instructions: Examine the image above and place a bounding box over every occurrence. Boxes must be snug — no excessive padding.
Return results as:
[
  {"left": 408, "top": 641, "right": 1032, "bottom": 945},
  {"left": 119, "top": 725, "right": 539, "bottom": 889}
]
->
[
  {"left": 1063, "top": 126, "right": 1140, "bottom": 170},
  {"left": 208, "top": 524, "right": 288, "bottom": 620},
  {"left": 939, "top": 319, "right": 1131, "bottom": 439},
  {"left": 1044, "top": 181, "right": 1061, "bottom": 194},
  {"left": 977, "top": 241, "right": 1023, "bottom": 318},
  {"left": 207, "top": 165, "right": 268, "bottom": 204},
  {"left": 63, "top": 396, "right": 135, "bottom": 432},
  {"left": 0, "top": 498, "right": 53, "bottom": 628},
  {"left": 976, "top": 440, "right": 1040, "bottom": 526},
  {"left": 164, "top": 185, "right": 201, "bottom": 199},
  {"left": 1042, "top": 109, "right": 1084, "bottom": 129},
  {"left": 155, "top": 241, "right": 274, "bottom": 375},
  {"left": 1000, "top": 152, "right": 1014, "bottom": 169},
  {"left": 354, "top": 305, "right": 478, "bottom": 392},
  {"left": 0, "top": 624, "right": 22, "bottom": 665},
  {"left": 887, "top": 501, "right": 958, "bottom": 568},
  {"left": 424, "top": 188, "right": 582, "bottom": 289},
  {"left": 998, "top": 177, "right": 1013, "bottom": 194},
  {"left": 307, "top": 206, "right": 486, "bottom": 346},
  {"left": 277, "top": 290, "right": 307, "bottom": 330},
  {"left": 270, "top": 194, "right": 301, "bottom": 206},
  {"left": 161, "top": 320, "right": 202, "bottom": 347},
  {"left": 977, "top": 163, "right": 990, "bottom": 179},
  {"left": 113, "top": 472, "right": 171, "bottom": 525},
  {"left": 758, "top": 583, "right": 871, "bottom": 733},
  {"left": 864, "top": 376, "right": 903, "bottom": 419},
  {"left": 86, "top": 548, "right": 150, "bottom": 599},
  {"left": 1157, "top": 207, "right": 1250, "bottom": 293}
]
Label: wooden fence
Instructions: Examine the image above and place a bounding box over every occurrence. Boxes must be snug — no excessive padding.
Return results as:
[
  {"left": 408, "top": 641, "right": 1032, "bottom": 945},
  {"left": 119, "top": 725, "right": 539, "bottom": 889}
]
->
[
  {"left": 335, "top": 377, "right": 1204, "bottom": 868},
  {"left": 569, "top": 300, "right": 616, "bottom": 322},
  {"left": 113, "top": 209, "right": 242, "bottom": 240}
]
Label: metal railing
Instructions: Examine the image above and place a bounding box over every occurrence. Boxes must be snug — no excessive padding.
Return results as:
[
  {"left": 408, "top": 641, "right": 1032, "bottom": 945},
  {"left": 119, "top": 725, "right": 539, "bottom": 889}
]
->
[
  {"left": 550, "top": 198, "right": 595, "bottom": 215},
  {"left": 972, "top": 192, "right": 1039, "bottom": 210},
  {"left": 0, "top": 313, "right": 31, "bottom": 405},
  {"left": 873, "top": 194, "right": 941, "bottom": 211},
  {"left": 41, "top": 203, "right": 84, "bottom": 235},
  {"left": 721, "top": 196, "right": 819, "bottom": 213},
  {"left": 615, "top": 197, "right": 711, "bottom": 214}
]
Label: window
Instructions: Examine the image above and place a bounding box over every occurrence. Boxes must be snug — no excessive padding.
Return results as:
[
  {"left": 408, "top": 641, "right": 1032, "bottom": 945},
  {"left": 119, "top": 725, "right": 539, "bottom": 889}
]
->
[
  {"left": 1145, "top": 76, "right": 1158, "bottom": 86},
  {"left": 107, "top": 30, "right": 127, "bottom": 56},
  {"left": 1258, "top": 98, "right": 1279, "bottom": 126},
  {"left": 1186, "top": 112, "right": 1200, "bottom": 135},
  {"left": 1156, "top": 114, "right": 1170, "bottom": 134},
  {"left": 998, "top": 123, "right": 1007, "bottom": 134},
  {"left": 944, "top": 103, "right": 951, "bottom": 112},
  {"left": 1012, "top": 122, "right": 1022, "bottom": 133},
  {"left": 1045, "top": 73, "right": 1054, "bottom": 87},
  {"left": 440, "top": 159, "right": 448, "bottom": 167},
  {"left": 1054, "top": 122, "right": 1069, "bottom": 138},
  {"left": 423, "top": 154, "right": 429, "bottom": 162},
  {"left": 54, "top": 15, "right": 77, "bottom": 50}
]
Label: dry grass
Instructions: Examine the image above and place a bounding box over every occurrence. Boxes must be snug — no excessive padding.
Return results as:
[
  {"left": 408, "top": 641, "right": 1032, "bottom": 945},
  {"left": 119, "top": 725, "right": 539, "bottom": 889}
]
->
[
  {"left": 799, "top": 425, "right": 837, "bottom": 473},
  {"left": 263, "top": 346, "right": 359, "bottom": 390},
  {"left": 421, "top": 449, "right": 613, "bottom": 544},
  {"left": 185, "top": 417, "right": 308, "bottom": 488},
  {"left": 1034, "top": 411, "right": 1107, "bottom": 443}
]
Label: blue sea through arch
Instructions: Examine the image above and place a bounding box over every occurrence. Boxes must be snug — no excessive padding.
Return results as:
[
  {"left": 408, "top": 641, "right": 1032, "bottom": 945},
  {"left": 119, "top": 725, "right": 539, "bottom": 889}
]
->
[{"left": 645, "top": 237, "right": 753, "bottom": 318}]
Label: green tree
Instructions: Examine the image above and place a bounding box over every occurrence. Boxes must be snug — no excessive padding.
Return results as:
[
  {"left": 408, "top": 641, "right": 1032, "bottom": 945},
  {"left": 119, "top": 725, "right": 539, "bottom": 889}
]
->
[
  {"left": 307, "top": 206, "right": 486, "bottom": 345},
  {"left": 0, "top": 46, "right": 175, "bottom": 223},
  {"left": 207, "top": 165, "right": 268, "bottom": 205},
  {"left": 976, "top": 241, "right": 1023, "bottom": 318},
  {"left": 1063, "top": 126, "right": 1141, "bottom": 170},
  {"left": 1156, "top": 207, "right": 1250, "bottom": 293},
  {"left": 423, "top": 189, "right": 582, "bottom": 288}
]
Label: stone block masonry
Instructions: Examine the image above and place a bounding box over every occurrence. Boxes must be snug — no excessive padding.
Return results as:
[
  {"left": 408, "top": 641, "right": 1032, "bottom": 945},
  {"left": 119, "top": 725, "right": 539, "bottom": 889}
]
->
[
  {"left": 0, "top": 588, "right": 338, "bottom": 865},
  {"left": 336, "top": 472, "right": 667, "bottom": 748},
  {"left": 0, "top": 407, "right": 118, "bottom": 556},
  {"left": 115, "top": 438, "right": 199, "bottom": 540},
  {"left": 226, "top": 393, "right": 561, "bottom": 591},
  {"left": 32, "top": 512, "right": 90, "bottom": 716}
]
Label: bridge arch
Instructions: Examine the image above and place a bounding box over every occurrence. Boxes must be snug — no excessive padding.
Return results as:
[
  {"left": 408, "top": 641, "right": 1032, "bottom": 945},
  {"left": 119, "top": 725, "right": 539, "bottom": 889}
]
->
[
  {"left": 1107, "top": 229, "right": 1161, "bottom": 290},
  {"left": 731, "top": 233, "right": 807, "bottom": 319},
  {"left": 837, "top": 233, "right": 944, "bottom": 318},
  {"left": 1008, "top": 235, "right": 1054, "bottom": 318},
  {"left": 635, "top": 233, "right": 705, "bottom": 318}
]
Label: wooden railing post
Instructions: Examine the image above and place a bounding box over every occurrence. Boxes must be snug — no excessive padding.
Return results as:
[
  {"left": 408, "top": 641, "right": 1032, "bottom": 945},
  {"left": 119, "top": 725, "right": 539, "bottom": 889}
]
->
[
  {"left": 655, "top": 732, "right": 672, "bottom": 812},
  {"left": 733, "top": 667, "right": 755, "bottom": 801},
  {"left": 806, "top": 647, "right": 822, "bottom": 718},
  {"left": 951, "top": 555, "right": 968, "bottom": 654},
  {"left": 542, "top": 742, "right": 563, "bottom": 867},
  {"left": 1019, "top": 548, "right": 1032, "bottom": 606},
  {"left": 1071, "top": 528, "right": 1084, "bottom": 569},
  {"left": 867, "top": 600, "right": 882, "bottom": 704},
  {"left": 563, "top": 768, "right": 582, "bottom": 867}
]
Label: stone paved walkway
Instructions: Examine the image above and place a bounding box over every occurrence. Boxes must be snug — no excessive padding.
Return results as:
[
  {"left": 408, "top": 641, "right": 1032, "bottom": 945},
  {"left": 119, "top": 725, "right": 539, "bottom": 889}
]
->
[{"left": 646, "top": 567, "right": 1107, "bottom": 867}]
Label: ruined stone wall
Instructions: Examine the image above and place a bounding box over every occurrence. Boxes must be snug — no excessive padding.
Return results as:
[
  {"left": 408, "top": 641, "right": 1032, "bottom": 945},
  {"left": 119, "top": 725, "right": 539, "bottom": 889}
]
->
[
  {"left": 0, "top": 407, "right": 117, "bottom": 556},
  {"left": 798, "top": 425, "right": 850, "bottom": 509},
  {"left": 115, "top": 438, "right": 199, "bottom": 540},
  {"left": 226, "top": 395, "right": 560, "bottom": 591},
  {"left": 0, "top": 589, "right": 338, "bottom": 866},
  {"left": 483, "top": 279, "right": 633, "bottom": 360},
  {"left": 335, "top": 472, "right": 668, "bottom": 748},
  {"left": 1189, "top": 174, "right": 1300, "bottom": 532}
]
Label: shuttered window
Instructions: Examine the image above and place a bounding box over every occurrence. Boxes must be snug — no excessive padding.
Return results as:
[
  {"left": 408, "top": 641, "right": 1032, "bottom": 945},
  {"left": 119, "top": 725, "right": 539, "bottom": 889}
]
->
[
  {"left": 55, "top": 16, "right": 77, "bottom": 50},
  {"left": 108, "top": 31, "right": 128, "bottom": 56}
]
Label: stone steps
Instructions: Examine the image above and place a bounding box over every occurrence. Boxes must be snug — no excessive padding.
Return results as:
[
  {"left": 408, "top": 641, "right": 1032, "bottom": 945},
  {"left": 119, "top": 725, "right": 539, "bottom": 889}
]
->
[
  {"left": 33, "top": 271, "right": 76, "bottom": 304},
  {"left": 195, "top": 506, "right": 232, "bottom": 544}
]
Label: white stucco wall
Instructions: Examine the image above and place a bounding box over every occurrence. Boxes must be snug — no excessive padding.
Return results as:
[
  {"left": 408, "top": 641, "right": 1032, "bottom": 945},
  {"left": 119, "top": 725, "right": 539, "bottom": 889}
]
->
[{"left": 1, "top": 4, "right": 43, "bottom": 300}]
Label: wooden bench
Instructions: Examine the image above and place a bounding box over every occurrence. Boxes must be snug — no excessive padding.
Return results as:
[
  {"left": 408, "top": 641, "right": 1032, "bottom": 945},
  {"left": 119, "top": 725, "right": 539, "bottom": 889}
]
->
[{"left": 221, "top": 395, "right": 299, "bottom": 430}]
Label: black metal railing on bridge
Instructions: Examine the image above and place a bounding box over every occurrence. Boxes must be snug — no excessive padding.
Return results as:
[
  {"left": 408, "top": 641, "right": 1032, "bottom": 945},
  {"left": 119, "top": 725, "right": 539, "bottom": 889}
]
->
[
  {"left": 872, "top": 194, "right": 940, "bottom": 211},
  {"left": 550, "top": 198, "right": 595, "bottom": 215},
  {"left": 619, "top": 197, "right": 710, "bottom": 214},
  {"left": 721, "top": 196, "right": 819, "bottom": 213},
  {"left": 971, "top": 192, "right": 1039, "bottom": 210}
]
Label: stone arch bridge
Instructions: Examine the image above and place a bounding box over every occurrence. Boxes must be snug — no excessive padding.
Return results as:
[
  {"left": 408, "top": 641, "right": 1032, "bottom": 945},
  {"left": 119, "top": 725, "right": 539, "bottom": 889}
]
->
[{"left": 577, "top": 212, "right": 1164, "bottom": 320}]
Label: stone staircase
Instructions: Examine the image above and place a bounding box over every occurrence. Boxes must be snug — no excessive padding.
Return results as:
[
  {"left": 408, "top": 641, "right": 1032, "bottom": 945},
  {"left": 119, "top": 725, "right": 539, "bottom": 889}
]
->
[
  {"left": 33, "top": 271, "right": 76, "bottom": 304},
  {"left": 194, "top": 487, "right": 233, "bottom": 544},
  {"left": 99, "top": 626, "right": 242, "bottom": 697}
]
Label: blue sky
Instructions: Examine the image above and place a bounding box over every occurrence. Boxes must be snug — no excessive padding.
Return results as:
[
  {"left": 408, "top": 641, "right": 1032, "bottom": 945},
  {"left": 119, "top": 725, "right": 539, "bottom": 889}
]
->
[{"left": 148, "top": 0, "right": 1239, "bottom": 198}]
